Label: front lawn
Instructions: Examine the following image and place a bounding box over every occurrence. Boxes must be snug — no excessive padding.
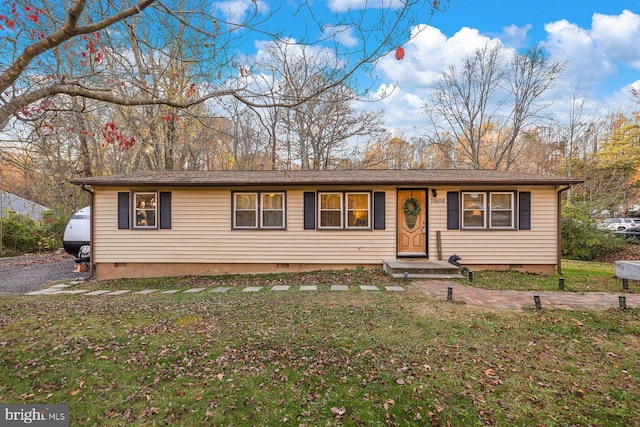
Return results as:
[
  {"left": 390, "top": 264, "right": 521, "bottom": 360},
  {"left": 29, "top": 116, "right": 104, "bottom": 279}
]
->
[
  {"left": 460, "top": 259, "right": 638, "bottom": 293},
  {"left": 1, "top": 277, "right": 638, "bottom": 426}
]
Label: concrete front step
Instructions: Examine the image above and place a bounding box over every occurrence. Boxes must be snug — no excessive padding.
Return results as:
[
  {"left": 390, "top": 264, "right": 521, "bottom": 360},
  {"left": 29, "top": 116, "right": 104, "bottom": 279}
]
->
[
  {"left": 383, "top": 259, "right": 464, "bottom": 280},
  {"left": 388, "top": 272, "right": 464, "bottom": 280}
]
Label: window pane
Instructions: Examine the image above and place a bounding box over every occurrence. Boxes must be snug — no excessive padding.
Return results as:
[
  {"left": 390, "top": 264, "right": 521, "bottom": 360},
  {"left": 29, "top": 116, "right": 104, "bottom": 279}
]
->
[
  {"left": 321, "top": 193, "right": 341, "bottom": 209},
  {"left": 491, "top": 193, "right": 511, "bottom": 209},
  {"left": 236, "top": 211, "right": 256, "bottom": 227},
  {"left": 263, "top": 211, "right": 283, "bottom": 227},
  {"left": 348, "top": 210, "right": 369, "bottom": 227},
  {"left": 234, "top": 193, "right": 257, "bottom": 227},
  {"left": 135, "top": 193, "right": 156, "bottom": 227},
  {"left": 320, "top": 211, "right": 342, "bottom": 227},
  {"left": 462, "top": 192, "right": 485, "bottom": 228},
  {"left": 141, "top": 210, "right": 156, "bottom": 227},
  {"left": 463, "top": 211, "right": 485, "bottom": 227},
  {"left": 261, "top": 193, "right": 284, "bottom": 228},
  {"left": 491, "top": 211, "right": 512, "bottom": 227},
  {"left": 262, "top": 193, "right": 283, "bottom": 210},
  {"left": 490, "top": 193, "right": 513, "bottom": 228},
  {"left": 347, "top": 193, "right": 369, "bottom": 228},
  {"left": 235, "top": 193, "right": 256, "bottom": 210},
  {"left": 463, "top": 193, "right": 484, "bottom": 209},
  {"left": 348, "top": 193, "right": 369, "bottom": 210}
]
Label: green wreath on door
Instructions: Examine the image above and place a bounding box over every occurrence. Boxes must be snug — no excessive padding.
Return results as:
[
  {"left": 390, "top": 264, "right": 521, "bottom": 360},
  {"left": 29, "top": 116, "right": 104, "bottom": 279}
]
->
[{"left": 403, "top": 197, "right": 422, "bottom": 216}]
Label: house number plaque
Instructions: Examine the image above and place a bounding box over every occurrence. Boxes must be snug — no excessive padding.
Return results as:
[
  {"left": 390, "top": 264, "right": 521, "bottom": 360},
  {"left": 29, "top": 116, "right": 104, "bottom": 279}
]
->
[{"left": 430, "top": 197, "right": 445, "bottom": 204}]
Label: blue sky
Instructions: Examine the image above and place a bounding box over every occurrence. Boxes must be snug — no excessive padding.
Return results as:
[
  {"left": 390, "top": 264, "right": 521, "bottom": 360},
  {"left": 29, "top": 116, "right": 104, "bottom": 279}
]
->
[{"left": 219, "top": 0, "right": 640, "bottom": 133}]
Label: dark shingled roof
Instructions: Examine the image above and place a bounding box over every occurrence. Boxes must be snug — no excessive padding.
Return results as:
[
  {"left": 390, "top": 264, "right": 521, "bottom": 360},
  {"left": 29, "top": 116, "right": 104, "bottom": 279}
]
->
[{"left": 70, "top": 169, "right": 582, "bottom": 187}]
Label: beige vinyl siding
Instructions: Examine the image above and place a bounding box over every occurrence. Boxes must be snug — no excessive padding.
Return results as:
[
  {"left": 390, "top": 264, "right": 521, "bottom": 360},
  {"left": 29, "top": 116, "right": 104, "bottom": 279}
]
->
[
  {"left": 428, "top": 186, "right": 557, "bottom": 265},
  {"left": 93, "top": 186, "right": 397, "bottom": 264}
]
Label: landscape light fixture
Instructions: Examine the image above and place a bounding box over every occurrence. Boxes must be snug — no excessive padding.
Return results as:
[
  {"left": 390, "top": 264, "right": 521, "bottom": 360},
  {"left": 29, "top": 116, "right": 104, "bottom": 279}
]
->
[
  {"left": 619, "top": 296, "right": 627, "bottom": 310},
  {"left": 534, "top": 295, "right": 542, "bottom": 311}
]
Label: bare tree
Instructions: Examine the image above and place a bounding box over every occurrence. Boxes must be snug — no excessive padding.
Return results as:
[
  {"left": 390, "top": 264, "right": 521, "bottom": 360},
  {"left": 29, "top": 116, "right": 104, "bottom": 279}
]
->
[
  {"left": 357, "top": 133, "right": 420, "bottom": 169},
  {"left": 282, "top": 83, "right": 384, "bottom": 170},
  {"left": 250, "top": 41, "right": 384, "bottom": 170},
  {"left": 423, "top": 43, "right": 505, "bottom": 169},
  {"left": 0, "top": 0, "right": 449, "bottom": 132},
  {"left": 422, "top": 43, "right": 565, "bottom": 170}
]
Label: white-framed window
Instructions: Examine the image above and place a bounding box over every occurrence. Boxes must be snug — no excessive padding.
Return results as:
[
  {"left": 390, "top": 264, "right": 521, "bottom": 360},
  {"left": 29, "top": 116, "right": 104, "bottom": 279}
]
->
[
  {"left": 134, "top": 192, "right": 157, "bottom": 229},
  {"left": 347, "top": 192, "right": 370, "bottom": 229},
  {"left": 261, "top": 193, "right": 285, "bottom": 228},
  {"left": 233, "top": 192, "right": 258, "bottom": 228},
  {"left": 318, "top": 192, "right": 371, "bottom": 230},
  {"left": 319, "top": 192, "right": 343, "bottom": 229},
  {"left": 233, "top": 192, "right": 285, "bottom": 229},
  {"left": 462, "top": 191, "right": 515, "bottom": 229},
  {"left": 490, "top": 192, "right": 514, "bottom": 228},
  {"left": 462, "top": 192, "right": 486, "bottom": 228}
]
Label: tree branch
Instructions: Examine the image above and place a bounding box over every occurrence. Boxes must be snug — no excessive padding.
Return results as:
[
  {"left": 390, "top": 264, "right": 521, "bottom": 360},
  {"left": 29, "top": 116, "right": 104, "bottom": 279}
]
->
[{"left": 0, "top": 0, "right": 156, "bottom": 104}]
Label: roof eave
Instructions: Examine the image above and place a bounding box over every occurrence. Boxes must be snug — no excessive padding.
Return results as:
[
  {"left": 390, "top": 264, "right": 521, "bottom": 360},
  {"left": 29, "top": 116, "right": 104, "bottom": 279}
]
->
[{"left": 70, "top": 178, "right": 584, "bottom": 187}]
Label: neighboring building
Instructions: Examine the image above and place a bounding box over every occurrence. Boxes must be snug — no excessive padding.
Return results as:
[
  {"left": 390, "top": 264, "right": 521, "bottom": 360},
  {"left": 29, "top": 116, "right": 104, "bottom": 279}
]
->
[
  {"left": 0, "top": 190, "right": 49, "bottom": 222},
  {"left": 70, "top": 169, "right": 582, "bottom": 280}
]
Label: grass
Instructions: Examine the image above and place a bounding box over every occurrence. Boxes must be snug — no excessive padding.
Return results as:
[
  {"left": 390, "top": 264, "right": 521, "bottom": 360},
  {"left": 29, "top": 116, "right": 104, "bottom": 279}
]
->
[
  {"left": 458, "top": 260, "right": 639, "bottom": 294},
  {"left": 72, "top": 260, "right": 638, "bottom": 295},
  {"left": 71, "top": 268, "right": 400, "bottom": 293},
  {"left": 1, "top": 267, "right": 639, "bottom": 426}
]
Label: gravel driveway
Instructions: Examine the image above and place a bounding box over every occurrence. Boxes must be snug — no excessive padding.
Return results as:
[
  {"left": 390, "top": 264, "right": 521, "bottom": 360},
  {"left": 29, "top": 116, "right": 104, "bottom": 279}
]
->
[{"left": 0, "top": 251, "right": 89, "bottom": 294}]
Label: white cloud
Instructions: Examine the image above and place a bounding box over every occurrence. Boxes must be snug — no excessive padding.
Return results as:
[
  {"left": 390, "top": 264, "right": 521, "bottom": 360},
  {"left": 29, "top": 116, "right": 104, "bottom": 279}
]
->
[
  {"left": 253, "top": 38, "right": 341, "bottom": 70},
  {"left": 213, "top": 0, "right": 269, "bottom": 25},
  {"left": 321, "top": 25, "right": 359, "bottom": 47},
  {"left": 591, "top": 10, "right": 640, "bottom": 69},
  {"left": 499, "top": 24, "right": 531, "bottom": 49},
  {"left": 543, "top": 19, "right": 615, "bottom": 87},
  {"left": 326, "top": 0, "right": 405, "bottom": 13},
  {"left": 376, "top": 25, "right": 504, "bottom": 90},
  {"left": 603, "top": 81, "right": 639, "bottom": 113},
  {"left": 372, "top": 85, "right": 425, "bottom": 132}
]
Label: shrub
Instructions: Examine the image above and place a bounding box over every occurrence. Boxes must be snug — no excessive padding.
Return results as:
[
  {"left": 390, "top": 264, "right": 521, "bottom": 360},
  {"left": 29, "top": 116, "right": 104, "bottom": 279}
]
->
[
  {"left": 561, "top": 202, "right": 625, "bottom": 261},
  {"left": 0, "top": 209, "right": 66, "bottom": 256},
  {"left": 1, "top": 210, "right": 39, "bottom": 254}
]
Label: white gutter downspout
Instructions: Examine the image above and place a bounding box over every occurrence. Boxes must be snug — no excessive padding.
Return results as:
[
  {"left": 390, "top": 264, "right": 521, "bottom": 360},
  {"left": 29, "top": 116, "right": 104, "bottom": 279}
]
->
[{"left": 557, "top": 185, "right": 572, "bottom": 276}]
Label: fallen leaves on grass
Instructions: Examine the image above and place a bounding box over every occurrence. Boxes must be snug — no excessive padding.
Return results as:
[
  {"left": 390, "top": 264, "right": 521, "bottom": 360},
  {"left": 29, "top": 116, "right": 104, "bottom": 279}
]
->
[
  {"left": 330, "top": 406, "right": 346, "bottom": 416},
  {"left": 189, "top": 268, "right": 398, "bottom": 288},
  {"left": 1, "top": 286, "right": 639, "bottom": 426}
]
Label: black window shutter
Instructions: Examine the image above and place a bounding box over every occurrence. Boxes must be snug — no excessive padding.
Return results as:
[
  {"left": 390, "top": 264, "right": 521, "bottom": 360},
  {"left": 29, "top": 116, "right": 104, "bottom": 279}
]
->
[
  {"left": 519, "top": 191, "right": 531, "bottom": 230},
  {"left": 373, "top": 192, "right": 386, "bottom": 230},
  {"left": 117, "top": 192, "right": 130, "bottom": 229},
  {"left": 447, "top": 191, "right": 460, "bottom": 230},
  {"left": 159, "top": 192, "right": 172, "bottom": 229},
  {"left": 303, "top": 192, "right": 316, "bottom": 230}
]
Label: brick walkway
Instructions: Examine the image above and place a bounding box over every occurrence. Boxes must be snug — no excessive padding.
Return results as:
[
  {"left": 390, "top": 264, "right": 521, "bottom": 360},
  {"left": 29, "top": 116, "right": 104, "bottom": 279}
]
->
[{"left": 414, "top": 280, "right": 640, "bottom": 311}]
